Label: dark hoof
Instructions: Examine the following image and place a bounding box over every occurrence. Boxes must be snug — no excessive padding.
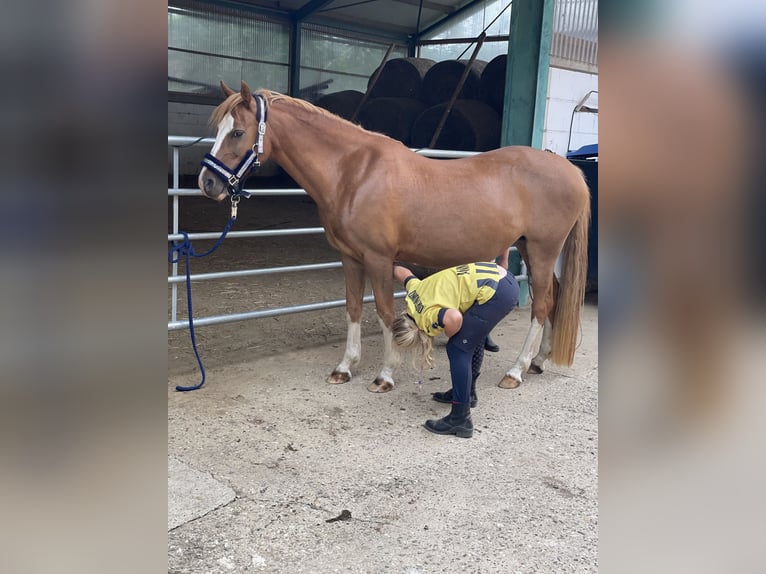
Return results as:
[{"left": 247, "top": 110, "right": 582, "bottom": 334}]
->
[
  {"left": 367, "top": 379, "right": 394, "bottom": 393},
  {"left": 328, "top": 370, "right": 351, "bottom": 384},
  {"left": 498, "top": 375, "right": 521, "bottom": 389},
  {"left": 528, "top": 364, "right": 543, "bottom": 375}
]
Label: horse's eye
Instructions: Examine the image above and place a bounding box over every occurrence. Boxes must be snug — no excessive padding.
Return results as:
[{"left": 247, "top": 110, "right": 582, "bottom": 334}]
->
[{"left": 232, "top": 130, "right": 245, "bottom": 138}]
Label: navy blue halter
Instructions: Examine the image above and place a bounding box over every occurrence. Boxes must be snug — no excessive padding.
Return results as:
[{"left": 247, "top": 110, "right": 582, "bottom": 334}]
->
[{"left": 200, "top": 94, "right": 268, "bottom": 200}]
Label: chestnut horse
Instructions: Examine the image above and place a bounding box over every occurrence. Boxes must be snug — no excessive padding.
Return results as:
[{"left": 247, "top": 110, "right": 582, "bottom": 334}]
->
[{"left": 199, "top": 81, "right": 590, "bottom": 392}]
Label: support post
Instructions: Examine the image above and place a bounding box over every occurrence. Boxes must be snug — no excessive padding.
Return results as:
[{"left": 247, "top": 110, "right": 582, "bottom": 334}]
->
[
  {"left": 289, "top": 19, "right": 301, "bottom": 97},
  {"left": 501, "top": 0, "right": 554, "bottom": 148}
]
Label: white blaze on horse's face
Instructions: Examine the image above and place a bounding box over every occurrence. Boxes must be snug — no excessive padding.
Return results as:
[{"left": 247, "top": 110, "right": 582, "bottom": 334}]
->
[
  {"left": 211, "top": 114, "right": 234, "bottom": 156},
  {"left": 198, "top": 113, "right": 234, "bottom": 201}
]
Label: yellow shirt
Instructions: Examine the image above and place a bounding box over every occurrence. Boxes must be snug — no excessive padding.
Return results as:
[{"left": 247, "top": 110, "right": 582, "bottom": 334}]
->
[{"left": 404, "top": 262, "right": 501, "bottom": 336}]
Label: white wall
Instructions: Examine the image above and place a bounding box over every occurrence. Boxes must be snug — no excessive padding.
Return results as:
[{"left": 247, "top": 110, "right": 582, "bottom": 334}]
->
[{"left": 543, "top": 67, "right": 598, "bottom": 155}]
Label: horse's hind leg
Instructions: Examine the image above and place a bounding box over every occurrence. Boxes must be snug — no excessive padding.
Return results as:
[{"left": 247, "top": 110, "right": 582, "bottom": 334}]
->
[
  {"left": 528, "top": 318, "right": 552, "bottom": 374},
  {"left": 328, "top": 256, "right": 365, "bottom": 384},
  {"left": 529, "top": 275, "right": 560, "bottom": 374},
  {"left": 500, "top": 319, "right": 545, "bottom": 388},
  {"left": 499, "top": 240, "right": 557, "bottom": 389}
]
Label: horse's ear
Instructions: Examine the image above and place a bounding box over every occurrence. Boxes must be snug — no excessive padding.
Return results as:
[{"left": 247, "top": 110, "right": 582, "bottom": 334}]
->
[
  {"left": 220, "top": 81, "right": 235, "bottom": 98},
  {"left": 240, "top": 81, "right": 252, "bottom": 103}
]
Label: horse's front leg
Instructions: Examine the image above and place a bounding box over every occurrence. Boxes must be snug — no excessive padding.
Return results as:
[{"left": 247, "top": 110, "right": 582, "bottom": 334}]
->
[
  {"left": 366, "top": 258, "right": 400, "bottom": 393},
  {"left": 328, "top": 256, "right": 366, "bottom": 384}
]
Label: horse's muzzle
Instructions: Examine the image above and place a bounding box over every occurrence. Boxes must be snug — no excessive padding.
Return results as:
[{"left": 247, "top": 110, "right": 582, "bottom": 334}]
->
[{"left": 199, "top": 169, "right": 226, "bottom": 200}]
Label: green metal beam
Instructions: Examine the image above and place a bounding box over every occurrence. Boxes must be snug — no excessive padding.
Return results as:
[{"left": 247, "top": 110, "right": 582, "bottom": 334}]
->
[{"left": 501, "top": 0, "right": 553, "bottom": 148}]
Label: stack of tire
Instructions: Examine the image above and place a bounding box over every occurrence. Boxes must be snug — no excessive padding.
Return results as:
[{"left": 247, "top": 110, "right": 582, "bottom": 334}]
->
[{"left": 315, "top": 54, "right": 509, "bottom": 152}]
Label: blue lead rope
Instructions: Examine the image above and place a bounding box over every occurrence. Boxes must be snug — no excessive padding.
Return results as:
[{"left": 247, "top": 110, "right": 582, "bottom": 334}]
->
[{"left": 168, "top": 216, "right": 237, "bottom": 391}]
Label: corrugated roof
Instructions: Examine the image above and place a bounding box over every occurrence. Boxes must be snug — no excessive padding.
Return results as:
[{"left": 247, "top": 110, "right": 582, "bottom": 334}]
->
[{"left": 204, "top": 0, "right": 485, "bottom": 40}]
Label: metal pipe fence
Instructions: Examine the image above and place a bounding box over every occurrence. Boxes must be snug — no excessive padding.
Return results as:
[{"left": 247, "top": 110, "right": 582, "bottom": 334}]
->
[{"left": 168, "top": 136, "right": 527, "bottom": 330}]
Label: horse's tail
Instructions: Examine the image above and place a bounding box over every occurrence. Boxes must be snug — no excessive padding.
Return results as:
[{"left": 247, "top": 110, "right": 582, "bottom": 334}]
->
[{"left": 550, "top": 190, "right": 591, "bottom": 366}]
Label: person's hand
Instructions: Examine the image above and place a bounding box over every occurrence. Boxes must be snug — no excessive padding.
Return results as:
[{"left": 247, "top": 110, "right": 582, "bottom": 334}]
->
[
  {"left": 497, "top": 247, "right": 510, "bottom": 270},
  {"left": 392, "top": 264, "right": 413, "bottom": 284}
]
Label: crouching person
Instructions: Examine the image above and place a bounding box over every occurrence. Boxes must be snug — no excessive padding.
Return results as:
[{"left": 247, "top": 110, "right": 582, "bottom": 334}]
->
[{"left": 392, "top": 262, "right": 519, "bottom": 438}]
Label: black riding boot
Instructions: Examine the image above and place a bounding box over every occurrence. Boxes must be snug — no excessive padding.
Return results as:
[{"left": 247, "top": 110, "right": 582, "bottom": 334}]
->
[
  {"left": 424, "top": 403, "right": 473, "bottom": 438},
  {"left": 432, "top": 378, "right": 478, "bottom": 408},
  {"left": 484, "top": 334, "right": 500, "bottom": 352}
]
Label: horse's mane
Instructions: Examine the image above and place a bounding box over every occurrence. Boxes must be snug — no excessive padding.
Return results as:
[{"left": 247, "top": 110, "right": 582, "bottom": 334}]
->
[
  {"left": 209, "top": 88, "right": 369, "bottom": 134},
  {"left": 261, "top": 90, "right": 369, "bottom": 133}
]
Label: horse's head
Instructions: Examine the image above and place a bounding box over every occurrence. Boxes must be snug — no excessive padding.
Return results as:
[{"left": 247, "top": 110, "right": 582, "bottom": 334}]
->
[{"left": 198, "top": 80, "right": 271, "bottom": 200}]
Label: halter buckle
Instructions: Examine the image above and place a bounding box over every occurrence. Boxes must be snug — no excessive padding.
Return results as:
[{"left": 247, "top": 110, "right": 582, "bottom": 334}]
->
[{"left": 227, "top": 174, "right": 239, "bottom": 187}]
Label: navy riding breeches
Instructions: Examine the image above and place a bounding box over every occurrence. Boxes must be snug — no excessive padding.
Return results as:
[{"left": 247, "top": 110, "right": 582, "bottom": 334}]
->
[{"left": 446, "top": 274, "right": 520, "bottom": 404}]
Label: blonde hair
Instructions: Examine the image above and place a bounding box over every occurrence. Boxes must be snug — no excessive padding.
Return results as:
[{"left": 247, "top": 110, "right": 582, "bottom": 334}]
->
[{"left": 392, "top": 312, "right": 434, "bottom": 370}]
